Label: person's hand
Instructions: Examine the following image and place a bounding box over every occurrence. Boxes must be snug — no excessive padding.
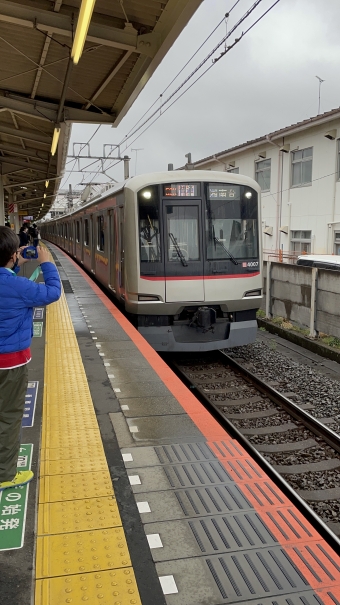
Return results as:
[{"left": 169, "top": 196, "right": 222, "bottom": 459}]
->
[
  {"left": 37, "top": 246, "right": 50, "bottom": 264},
  {"left": 17, "top": 246, "right": 29, "bottom": 266}
]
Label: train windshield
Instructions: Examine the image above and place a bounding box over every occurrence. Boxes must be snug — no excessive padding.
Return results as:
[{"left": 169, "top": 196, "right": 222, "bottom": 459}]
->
[
  {"left": 138, "top": 186, "right": 161, "bottom": 263},
  {"left": 205, "top": 184, "right": 258, "bottom": 260},
  {"left": 166, "top": 205, "right": 200, "bottom": 262}
]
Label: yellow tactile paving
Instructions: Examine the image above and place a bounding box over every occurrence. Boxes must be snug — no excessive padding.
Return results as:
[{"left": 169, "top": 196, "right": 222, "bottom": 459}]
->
[
  {"left": 40, "top": 457, "right": 109, "bottom": 476},
  {"left": 35, "top": 291, "right": 142, "bottom": 605},
  {"left": 41, "top": 428, "right": 104, "bottom": 450},
  {"left": 35, "top": 568, "right": 140, "bottom": 605},
  {"left": 36, "top": 528, "right": 131, "bottom": 578},
  {"left": 37, "top": 497, "right": 122, "bottom": 535},
  {"left": 40, "top": 445, "right": 106, "bottom": 462}
]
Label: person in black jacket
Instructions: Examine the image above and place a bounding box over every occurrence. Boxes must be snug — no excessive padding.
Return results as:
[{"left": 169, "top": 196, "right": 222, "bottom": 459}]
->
[{"left": 19, "top": 226, "right": 30, "bottom": 247}]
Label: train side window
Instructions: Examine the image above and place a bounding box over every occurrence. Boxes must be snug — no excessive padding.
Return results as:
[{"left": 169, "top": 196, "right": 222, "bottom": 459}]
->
[
  {"left": 76, "top": 221, "right": 80, "bottom": 243},
  {"left": 97, "top": 215, "right": 105, "bottom": 251},
  {"left": 138, "top": 186, "right": 161, "bottom": 262},
  {"left": 84, "top": 219, "right": 89, "bottom": 245}
]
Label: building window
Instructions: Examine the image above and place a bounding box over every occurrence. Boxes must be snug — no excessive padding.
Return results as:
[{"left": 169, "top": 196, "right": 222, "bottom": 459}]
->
[
  {"left": 255, "top": 159, "right": 271, "bottom": 191},
  {"left": 84, "top": 219, "right": 89, "bottom": 245},
  {"left": 290, "top": 230, "right": 312, "bottom": 254},
  {"left": 97, "top": 215, "right": 105, "bottom": 251},
  {"left": 334, "top": 232, "right": 340, "bottom": 255},
  {"left": 227, "top": 167, "right": 239, "bottom": 174},
  {"left": 291, "top": 147, "right": 312, "bottom": 187},
  {"left": 76, "top": 221, "right": 80, "bottom": 243}
]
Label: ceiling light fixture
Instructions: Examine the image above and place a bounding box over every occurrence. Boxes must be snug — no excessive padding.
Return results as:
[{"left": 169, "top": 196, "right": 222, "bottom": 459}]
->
[
  {"left": 51, "top": 126, "right": 61, "bottom": 156},
  {"left": 45, "top": 180, "right": 49, "bottom": 188},
  {"left": 71, "top": 0, "right": 97, "bottom": 65}
]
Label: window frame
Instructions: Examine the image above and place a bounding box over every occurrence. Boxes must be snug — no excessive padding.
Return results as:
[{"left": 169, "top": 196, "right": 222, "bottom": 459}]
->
[
  {"left": 291, "top": 147, "right": 313, "bottom": 188},
  {"left": 255, "top": 158, "right": 271, "bottom": 192},
  {"left": 290, "top": 230, "right": 312, "bottom": 254},
  {"left": 97, "top": 215, "right": 105, "bottom": 252},
  {"left": 226, "top": 167, "right": 239, "bottom": 174},
  {"left": 84, "top": 218, "right": 89, "bottom": 246}
]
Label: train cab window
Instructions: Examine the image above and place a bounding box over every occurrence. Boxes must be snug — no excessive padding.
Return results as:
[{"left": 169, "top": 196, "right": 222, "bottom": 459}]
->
[
  {"left": 166, "top": 205, "right": 199, "bottom": 261},
  {"left": 205, "top": 184, "right": 258, "bottom": 260},
  {"left": 138, "top": 186, "right": 161, "bottom": 263},
  {"left": 76, "top": 221, "right": 80, "bottom": 243},
  {"left": 97, "top": 215, "right": 105, "bottom": 251},
  {"left": 84, "top": 219, "right": 89, "bottom": 245}
]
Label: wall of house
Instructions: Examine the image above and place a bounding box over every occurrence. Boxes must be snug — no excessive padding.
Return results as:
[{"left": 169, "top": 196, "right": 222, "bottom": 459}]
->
[{"left": 197, "top": 118, "right": 340, "bottom": 256}]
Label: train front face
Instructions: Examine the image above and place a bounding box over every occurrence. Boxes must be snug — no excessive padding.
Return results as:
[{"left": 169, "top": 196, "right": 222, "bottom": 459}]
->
[{"left": 125, "top": 171, "right": 262, "bottom": 352}]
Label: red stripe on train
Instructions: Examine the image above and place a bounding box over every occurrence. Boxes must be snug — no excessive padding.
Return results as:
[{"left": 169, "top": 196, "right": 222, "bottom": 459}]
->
[{"left": 140, "top": 272, "right": 260, "bottom": 281}]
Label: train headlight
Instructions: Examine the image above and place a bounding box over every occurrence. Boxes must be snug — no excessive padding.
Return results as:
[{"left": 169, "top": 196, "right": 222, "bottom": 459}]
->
[
  {"left": 245, "top": 191, "right": 252, "bottom": 199},
  {"left": 142, "top": 190, "right": 152, "bottom": 199},
  {"left": 244, "top": 289, "right": 261, "bottom": 297}
]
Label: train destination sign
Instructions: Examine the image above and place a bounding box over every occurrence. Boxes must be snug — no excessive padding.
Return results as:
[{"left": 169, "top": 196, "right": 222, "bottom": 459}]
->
[
  {"left": 0, "top": 444, "right": 33, "bottom": 551},
  {"left": 164, "top": 183, "right": 199, "bottom": 197},
  {"left": 207, "top": 185, "right": 240, "bottom": 200}
]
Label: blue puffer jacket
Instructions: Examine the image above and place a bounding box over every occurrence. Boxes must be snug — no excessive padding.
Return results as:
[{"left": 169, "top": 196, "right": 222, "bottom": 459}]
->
[{"left": 0, "top": 262, "right": 61, "bottom": 353}]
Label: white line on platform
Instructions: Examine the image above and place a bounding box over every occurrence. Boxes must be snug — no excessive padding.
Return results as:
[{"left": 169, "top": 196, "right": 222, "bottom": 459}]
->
[
  {"left": 122, "top": 453, "right": 133, "bottom": 462},
  {"left": 147, "top": 534, "right": 163, "bottom": 549},
  {"left": 159, "top": 576, "right": 178, "bottom": 595},
  {"left": 129, "top": 475, "right": 141, "bottom": 485},
  {"left": 137, "top": 502, "right": 151, "bottom": 513}
]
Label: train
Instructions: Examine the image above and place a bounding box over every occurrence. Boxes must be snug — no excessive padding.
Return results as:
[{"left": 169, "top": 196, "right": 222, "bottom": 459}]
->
[{"left": 41, "top": 170, "right": 263, "bottom": 352}]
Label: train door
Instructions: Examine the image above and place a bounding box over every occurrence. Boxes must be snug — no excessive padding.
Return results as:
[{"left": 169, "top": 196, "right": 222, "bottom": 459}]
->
[
  {"left": 118, "top": 206, "right": 125, "bottom": 294},
  {"left": 90, "top": 214, "right": 95, "bottom": 273},
  {"left": 109, "top": 209, "right": 116, "bottom": 291},
  {"left": 162, "top": 199, "right": 204, "bottom": 303}
]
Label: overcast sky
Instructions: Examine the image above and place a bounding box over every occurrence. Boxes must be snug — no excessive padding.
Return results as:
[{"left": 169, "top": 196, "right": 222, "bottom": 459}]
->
[{"left": 63, "top": 0, "right": 340, "bottom": 190}]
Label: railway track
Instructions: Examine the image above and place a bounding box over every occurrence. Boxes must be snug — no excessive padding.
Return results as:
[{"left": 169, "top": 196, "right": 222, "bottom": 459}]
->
[{"left": 170, "top": 351, "right": 340, "bottom": 552}]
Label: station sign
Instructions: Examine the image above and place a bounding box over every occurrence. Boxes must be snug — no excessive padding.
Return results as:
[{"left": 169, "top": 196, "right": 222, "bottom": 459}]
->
[
  {"left": 33, "top": 322, "right": 43, "bottom": 337},
  {"left": 0, "top": 444, "right": 33, "bottom": 551},
  {"left": 22, "top": 382, "right": 38, "bottom": 428},
  {"left": 33, "top": 308, "right": 44, "bottom": 320}
]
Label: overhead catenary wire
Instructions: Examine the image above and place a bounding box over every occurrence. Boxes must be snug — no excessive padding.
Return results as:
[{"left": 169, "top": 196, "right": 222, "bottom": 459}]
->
[
  {"left": 68, "top": 1, "right": 249, "bottom": 185},
  {"left": 67, "top": 0, "right": 281, "bottom": 186},
  {"left": 103, "top": 0, "right": 282, "bottom": 172},
  {"left": 119, "top": 0, "right": 266, "bottom": 149}
]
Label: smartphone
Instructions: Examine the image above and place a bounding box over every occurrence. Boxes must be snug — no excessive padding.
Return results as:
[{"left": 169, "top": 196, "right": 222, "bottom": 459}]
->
[{"left": 21, "top": 246, "right": 39, "bottom": 259}]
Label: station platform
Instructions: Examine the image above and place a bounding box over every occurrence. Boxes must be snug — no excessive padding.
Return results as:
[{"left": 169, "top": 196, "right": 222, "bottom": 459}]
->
[{"left": 1, "top": 242, "right": 340, "bottom": 605}]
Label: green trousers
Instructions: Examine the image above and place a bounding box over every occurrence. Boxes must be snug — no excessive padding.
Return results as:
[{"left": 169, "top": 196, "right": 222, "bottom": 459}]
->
[{"left": 0, "top": 364, "right": 28, "bottom": 483}]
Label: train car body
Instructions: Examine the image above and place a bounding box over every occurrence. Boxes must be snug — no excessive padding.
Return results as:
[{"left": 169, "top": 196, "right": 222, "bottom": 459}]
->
[{"left": 42, "top": 171, "right": 263, "bottom": 352}]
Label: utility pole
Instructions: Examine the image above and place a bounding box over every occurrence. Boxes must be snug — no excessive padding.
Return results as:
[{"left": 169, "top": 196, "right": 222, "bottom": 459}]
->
[{"left": 315, "top": 76, "right": 325, "bottom": 115}]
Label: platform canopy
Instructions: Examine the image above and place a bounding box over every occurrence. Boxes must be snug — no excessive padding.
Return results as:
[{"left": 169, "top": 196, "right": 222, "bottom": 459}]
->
[{"left": 0, "top": 0, "right": 202, "bottom": 220}]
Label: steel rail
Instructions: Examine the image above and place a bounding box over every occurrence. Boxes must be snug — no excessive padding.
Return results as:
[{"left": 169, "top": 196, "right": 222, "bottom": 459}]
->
[
  {"left": 170, "top": 355, "right": 340, "bottom": 554},
  {"left": 220, "top": 350, "right": 340, "bottom": 455}
]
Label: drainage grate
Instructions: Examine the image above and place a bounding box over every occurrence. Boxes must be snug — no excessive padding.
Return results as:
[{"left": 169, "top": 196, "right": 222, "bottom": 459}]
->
[
  {"left": 155, "top": 443, "right": 217, "bottom": 464},
  {"left": 174, "top": 484, "right": 254, "bottom": 517},
  {"left": 162, "top": 461, "right": 234, "bottom": 489},
  {"left": 188, "top": 511, "right": 278, "bottom": 554},
  {"left": 55, "top": 261, "right": 62, "bottom": 266},
  {"left": 62, "top": 280, "right": 73, "bottom": 293},
  {"left": 205, "top": 547, "right": 309, "bottom": 602}
]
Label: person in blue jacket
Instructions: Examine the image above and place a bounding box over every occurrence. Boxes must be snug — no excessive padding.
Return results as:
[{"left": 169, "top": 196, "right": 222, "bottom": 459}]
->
[{"left": 0, "top": 226, "right": 61, "bottom": 491}]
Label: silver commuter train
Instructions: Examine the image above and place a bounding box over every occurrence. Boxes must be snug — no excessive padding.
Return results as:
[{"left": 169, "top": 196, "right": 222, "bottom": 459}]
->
[{"left": 42, "top": 170, "right": 263, "bottom": 352}]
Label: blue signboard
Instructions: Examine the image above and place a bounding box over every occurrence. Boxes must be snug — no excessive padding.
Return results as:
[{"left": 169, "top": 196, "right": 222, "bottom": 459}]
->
[
  {"left": 22, "top": 382, "right": 38, "bottom": 428},
  {"left": 33, "top": 308, "right": 44, "bottom": 320}
]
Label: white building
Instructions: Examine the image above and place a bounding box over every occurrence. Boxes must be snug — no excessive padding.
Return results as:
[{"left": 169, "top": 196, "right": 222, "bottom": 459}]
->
[{"left": 191, "top": 108, "right": 340, "bottom": 259}]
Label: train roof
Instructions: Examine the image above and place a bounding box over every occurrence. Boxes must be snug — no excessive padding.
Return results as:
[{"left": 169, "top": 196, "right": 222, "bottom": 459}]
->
[{"left": 44, "top": 170, "right": 260, "bottom": 222}]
